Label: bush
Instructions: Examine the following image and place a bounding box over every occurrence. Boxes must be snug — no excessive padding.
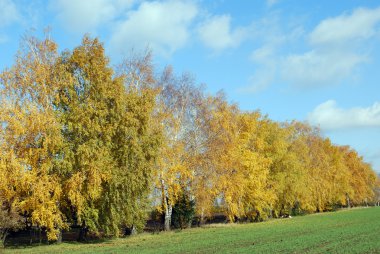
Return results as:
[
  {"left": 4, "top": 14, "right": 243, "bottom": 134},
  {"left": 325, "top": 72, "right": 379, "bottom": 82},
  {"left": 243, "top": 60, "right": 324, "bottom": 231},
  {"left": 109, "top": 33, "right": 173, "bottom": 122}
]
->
[{"left": 171, "top": 194, "right": 195, "bottom": 229}]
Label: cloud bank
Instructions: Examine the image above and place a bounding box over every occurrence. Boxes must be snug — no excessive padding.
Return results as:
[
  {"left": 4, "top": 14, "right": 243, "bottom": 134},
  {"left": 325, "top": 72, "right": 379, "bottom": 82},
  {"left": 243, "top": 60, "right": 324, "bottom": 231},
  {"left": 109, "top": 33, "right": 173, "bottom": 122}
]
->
[
  {"left": 197, "top": 14, "right": 247, "bottom": 51},
  {"left": 50, "top": 0, "right": 136, "bottom": 33},
  {"left": 110, "top": 0, "right": 198, "bottom": 57},
  {"left": 283, "top": 7, "right": 380, "bottom": 87},
  {"left": 308, "top": 100, "right": 380, "bottom": 130}
]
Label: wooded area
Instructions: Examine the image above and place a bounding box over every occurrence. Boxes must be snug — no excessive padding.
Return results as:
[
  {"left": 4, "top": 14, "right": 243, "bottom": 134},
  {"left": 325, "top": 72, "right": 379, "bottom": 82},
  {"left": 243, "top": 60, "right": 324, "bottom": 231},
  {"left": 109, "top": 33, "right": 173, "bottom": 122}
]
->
[{"left": 0, "top": 34, "right": 379, "bottom": 245}]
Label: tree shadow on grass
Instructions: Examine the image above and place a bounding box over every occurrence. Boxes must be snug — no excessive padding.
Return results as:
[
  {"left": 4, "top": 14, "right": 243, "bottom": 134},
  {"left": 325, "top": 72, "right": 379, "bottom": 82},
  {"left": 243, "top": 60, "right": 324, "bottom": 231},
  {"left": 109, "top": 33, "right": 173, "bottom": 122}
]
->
[{"left": 4, "top": 230, "right": 114, "bottom": 250}]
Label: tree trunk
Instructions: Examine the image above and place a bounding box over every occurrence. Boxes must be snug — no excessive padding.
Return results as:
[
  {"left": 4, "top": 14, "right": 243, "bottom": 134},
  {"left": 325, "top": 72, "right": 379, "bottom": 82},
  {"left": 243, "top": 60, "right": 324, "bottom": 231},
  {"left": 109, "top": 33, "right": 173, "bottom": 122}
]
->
[
  {"left": 131, "top": 225, "right": 137, "bottom": 235},
  {"left": 164, "top": 201, "right": 172, "bottom": 231},
  {"left": 125, "top": 225, "right": 137, "bottom": 236},
  {"left": 38, "top": 227, "right": 42, "bottom": 245},
  {"left": 161, "top": 177, "right": 172, "bottom": 231},
  {"left": 56, "top": 228, "right": 62, "bottom": 243},
  {"left": 187, "top": 219, "right": 192, "bottom": 229},
  {"left": 0, "top": 229, "right": 8, "bottom": 248},
  {"left": 29, "top": 228, "right": 33, "bottom": 244},
  {"left": 77, "top": 222, "right": 88, "bottom": 242},
  {"left": 199, "top": 209, "right": 205, "bottom": 227},
  {"left": 346, "top": 193, "right": 351, "bottom": 208}
]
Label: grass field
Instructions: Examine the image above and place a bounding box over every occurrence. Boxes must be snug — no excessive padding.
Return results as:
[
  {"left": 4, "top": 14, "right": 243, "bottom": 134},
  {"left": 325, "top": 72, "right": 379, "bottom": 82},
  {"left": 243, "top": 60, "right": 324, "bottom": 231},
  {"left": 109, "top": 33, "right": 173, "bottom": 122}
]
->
[{"left": 3, "top": 207, "right": 380, "bottom": 254}]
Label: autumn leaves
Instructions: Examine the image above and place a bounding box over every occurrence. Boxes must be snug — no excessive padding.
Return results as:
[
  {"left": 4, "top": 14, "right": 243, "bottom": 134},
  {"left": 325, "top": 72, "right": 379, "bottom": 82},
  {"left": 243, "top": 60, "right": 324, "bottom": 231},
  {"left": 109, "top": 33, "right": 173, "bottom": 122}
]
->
[
  {"left": 0, "top": 35, "right": 160, "bottom": 241},
  {"left": 0, "top": 34, "right": 378, "bottom": 243}
]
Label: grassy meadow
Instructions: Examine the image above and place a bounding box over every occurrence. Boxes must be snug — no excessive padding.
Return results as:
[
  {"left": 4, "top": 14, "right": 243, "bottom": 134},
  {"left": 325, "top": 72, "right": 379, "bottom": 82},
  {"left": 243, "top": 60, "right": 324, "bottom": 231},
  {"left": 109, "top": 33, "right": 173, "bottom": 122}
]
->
[{"left": 3, "top": 207, "right": 380, "bottom": 254}]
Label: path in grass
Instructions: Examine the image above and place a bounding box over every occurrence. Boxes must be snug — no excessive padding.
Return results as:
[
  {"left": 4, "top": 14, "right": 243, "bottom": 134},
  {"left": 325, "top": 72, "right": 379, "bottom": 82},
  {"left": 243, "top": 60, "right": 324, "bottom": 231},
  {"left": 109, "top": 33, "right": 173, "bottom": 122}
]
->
[{"left": 4, "top": 207, "right": 380, "bottom": 254}]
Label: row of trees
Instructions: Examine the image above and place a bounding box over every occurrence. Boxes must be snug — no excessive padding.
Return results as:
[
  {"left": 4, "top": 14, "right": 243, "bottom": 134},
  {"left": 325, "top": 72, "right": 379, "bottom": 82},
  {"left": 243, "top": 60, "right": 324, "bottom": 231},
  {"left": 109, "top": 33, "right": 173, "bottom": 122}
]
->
[{"left": 0, "top": 35, "right": 379, "bottom": 244}]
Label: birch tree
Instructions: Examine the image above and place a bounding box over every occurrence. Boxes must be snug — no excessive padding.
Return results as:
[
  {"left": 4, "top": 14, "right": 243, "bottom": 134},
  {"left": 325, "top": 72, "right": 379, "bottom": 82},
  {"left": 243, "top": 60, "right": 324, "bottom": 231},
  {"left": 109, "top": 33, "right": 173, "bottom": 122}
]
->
[{"left": 0, "top": 34, "right": 67, "bottom": 241}]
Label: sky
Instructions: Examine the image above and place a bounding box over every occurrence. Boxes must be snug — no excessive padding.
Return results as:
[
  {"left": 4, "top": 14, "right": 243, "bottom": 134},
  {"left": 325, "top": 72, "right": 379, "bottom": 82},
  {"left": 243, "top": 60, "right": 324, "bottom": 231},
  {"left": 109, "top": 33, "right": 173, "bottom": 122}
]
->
[{"left": 1, "top": 0, "right": 380, "bottom": 173}]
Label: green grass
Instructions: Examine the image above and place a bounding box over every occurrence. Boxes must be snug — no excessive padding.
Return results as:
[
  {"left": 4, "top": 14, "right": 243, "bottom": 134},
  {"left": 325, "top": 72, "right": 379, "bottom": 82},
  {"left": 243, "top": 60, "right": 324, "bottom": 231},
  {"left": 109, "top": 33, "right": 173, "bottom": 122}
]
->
[{"left": 3, "top": 207, "right": 380, "bottom": 254}]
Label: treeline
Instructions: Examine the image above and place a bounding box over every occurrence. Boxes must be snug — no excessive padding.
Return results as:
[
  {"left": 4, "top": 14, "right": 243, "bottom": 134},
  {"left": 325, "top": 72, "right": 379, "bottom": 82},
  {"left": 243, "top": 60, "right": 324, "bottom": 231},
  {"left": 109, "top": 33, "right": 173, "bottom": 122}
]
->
[{"left": 0, "top": 35, "right": 379, "bottom": 244}]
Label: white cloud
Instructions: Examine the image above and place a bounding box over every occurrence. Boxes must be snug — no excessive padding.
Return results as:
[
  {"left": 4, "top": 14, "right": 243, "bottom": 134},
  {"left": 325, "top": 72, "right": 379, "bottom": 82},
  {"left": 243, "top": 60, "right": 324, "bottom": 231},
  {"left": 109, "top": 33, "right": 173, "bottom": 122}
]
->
[
  {"left": 0, "top": 0, "right": 20, "bottom": 27},
  {"left": 110, "top": 0, "right": 198, "bottom": 57},
  {"left": 240, "top": 18, "right": 304, "bottom": 93},
  {"left": 310, "top": 7, "right": 380, "bottom": 46},
  {"left": 282, "top": 50, "right": 367, "bottom": 87},
  {"left": 197, "top": 14, "right": 247, "bottom": 51},
  {"left": 50, "top": 0, "right": 136, "bottom": 33},
  {"left": 282, "top": 7, "right": 380, "bottom": 87},
  {"left": 308, "top": 100, "right": 380, "bottom": 130}
]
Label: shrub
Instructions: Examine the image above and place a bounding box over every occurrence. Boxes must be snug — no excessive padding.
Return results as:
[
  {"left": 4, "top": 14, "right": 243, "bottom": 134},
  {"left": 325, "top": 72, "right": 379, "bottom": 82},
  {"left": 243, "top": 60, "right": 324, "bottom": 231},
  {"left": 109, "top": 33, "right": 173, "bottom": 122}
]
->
[{"left": 171, "top": 194, "right": 195, "bottom": 229}]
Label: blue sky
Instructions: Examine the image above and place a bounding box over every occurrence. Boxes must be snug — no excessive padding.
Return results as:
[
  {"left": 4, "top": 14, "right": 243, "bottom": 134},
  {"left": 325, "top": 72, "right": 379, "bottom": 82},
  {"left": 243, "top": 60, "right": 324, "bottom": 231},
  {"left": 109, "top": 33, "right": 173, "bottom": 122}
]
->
[{"left": 1, "top": 0, "right": 380, "bottom": 173}]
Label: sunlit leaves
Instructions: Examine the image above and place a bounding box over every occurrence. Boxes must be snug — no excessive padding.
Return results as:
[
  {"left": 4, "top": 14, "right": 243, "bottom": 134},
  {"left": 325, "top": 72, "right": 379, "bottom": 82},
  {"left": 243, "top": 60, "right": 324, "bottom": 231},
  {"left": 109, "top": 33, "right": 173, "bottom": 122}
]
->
[
  {"left": 0, "top": 34, "right": 66, "bottom": 240},
  {"left": 0, "top": 34, "right": 378, "bottom": 242}
]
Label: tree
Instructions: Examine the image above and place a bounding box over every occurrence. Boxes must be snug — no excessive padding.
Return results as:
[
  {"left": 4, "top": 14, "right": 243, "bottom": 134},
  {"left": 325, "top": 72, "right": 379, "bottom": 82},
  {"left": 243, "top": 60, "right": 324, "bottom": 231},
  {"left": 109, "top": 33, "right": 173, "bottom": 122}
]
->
[
  {"left": 99, "top": 50, "right": 161, "bottom": 235},
  {"left": 230, "top": 112, "right": 273, "bottom": 221},
  {"left": 279, "top": 122, "right": 317, "bottom": 214},
  {"left": 197, "top": 95, "right": 272, "bottom": 222},
  {"left": 374, "top": 175, "right": 380, "bottom": 206},
  {"left": 0, "top": 33, "right": 67, "bottom": 241},
  {"left": 256, "top": 120, "right": 305, "bottom": 217},
  {"left": 341, "top": 146, "right": 377, "bottom": 206},
  {"left": 55, "top": 36, "right": 117, "bottom": 239},
  {"left": 154, "top": 66, "right": 203, "bottom": 230},
  {"left": 56, "top": 36, "right": 161, "bottom": 238}
]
